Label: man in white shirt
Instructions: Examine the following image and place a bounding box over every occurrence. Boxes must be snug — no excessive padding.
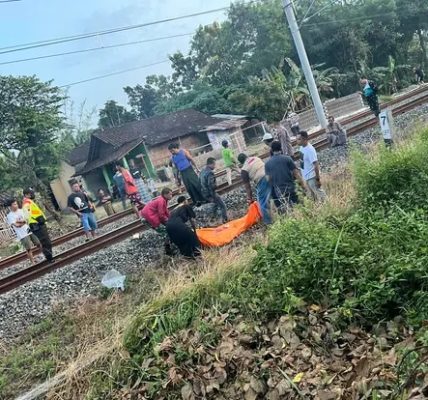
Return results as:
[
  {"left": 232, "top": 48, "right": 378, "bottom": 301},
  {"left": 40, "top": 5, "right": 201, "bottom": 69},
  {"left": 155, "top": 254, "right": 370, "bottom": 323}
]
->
[
  {"left": 7, "top": 199, "right": 42, "bottom": 264},
  {"left": 297, "top": 131, "right": 326, "bottom": 202}
]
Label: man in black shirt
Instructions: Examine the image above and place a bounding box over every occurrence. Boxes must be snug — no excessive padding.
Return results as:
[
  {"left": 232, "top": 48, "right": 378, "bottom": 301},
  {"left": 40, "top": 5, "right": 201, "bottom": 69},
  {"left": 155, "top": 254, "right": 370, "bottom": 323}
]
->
[
  {"left": 67, "top": 180, "right": 98, "bottom": 240},
  {"left": 265, "top": 141, "right": 308, "bottom": 213}
]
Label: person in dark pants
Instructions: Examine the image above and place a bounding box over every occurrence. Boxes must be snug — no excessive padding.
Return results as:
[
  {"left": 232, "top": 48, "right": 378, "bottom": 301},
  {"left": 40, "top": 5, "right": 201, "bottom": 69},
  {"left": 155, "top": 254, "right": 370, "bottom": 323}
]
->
[
  {"left": 22, "top": 188, "right": 53, "bottom": 262},
  {"left": 168, "top": 143, "right": 205, "bottom": 206},
  {"left": 265, "top": 141, "right": 308, "bottom": 214},
  {"left": 166, "top": 196, "right": 201, "bottom": 258},
  {"left": 414, "top": 66, "right": 425, "bottom": 84},
  {"left": 199, "top": 157, "right": 228, "bottom": 223},
  {"left": 360, "top": 78, "right": 380, "bottom": 117}
]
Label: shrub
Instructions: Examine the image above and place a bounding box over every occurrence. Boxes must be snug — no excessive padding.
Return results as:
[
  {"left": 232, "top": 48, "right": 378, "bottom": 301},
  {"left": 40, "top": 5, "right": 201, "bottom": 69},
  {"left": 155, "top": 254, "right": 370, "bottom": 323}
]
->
[{"left": 352, "top": 128, "right": 428, "bottom": 211}]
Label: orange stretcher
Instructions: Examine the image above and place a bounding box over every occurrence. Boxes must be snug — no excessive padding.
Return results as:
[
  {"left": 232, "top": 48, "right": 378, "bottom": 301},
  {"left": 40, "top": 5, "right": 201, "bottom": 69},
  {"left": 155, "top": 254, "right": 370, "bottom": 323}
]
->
[{"left": 196, "top": 202, "right": 261, "bottom": 247}]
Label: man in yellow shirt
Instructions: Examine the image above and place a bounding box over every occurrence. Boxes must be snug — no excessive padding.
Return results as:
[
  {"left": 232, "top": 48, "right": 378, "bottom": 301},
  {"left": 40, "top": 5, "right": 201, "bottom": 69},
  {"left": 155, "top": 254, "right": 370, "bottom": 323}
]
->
[{"left": 22, "top": 188, "right": 53, "bottom": 262}]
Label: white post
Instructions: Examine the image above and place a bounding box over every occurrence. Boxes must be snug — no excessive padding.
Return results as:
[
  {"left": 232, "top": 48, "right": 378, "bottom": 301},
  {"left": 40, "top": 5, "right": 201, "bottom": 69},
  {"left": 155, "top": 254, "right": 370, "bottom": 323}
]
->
[{"left": 283, "top": 0, "right": 328, "bottom": 128}]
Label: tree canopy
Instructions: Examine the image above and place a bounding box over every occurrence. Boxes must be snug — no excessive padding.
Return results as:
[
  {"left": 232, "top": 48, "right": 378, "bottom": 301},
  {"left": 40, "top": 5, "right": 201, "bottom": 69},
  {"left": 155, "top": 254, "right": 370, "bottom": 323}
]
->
[
  {"left": 117, "top": 0, "right": 427, "bottom": 122},
  {"left": 0, "top": 75, "right": 66, "bottom": 194}
]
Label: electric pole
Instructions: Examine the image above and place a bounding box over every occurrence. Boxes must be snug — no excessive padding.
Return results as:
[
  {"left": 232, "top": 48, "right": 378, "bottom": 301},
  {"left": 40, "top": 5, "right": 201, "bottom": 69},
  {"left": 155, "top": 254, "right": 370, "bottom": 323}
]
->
[{"left": 283, "top": 0, "right": 328, "bottom": 128}]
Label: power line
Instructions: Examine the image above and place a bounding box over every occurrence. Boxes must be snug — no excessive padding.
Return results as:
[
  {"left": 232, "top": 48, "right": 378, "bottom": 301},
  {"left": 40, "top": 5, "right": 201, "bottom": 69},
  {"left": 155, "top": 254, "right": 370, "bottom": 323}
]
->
[
  {"left": 59, "top": 60, "right": 170, "bottom": 88},
  {"left": 302, "top": 12, "right": 397, "bottom": 28},
  {"left": 0, "top": 33, "right": 193, "bottom": 66},
  {"left": 0, "top": 6, "right": 234, "bottom": 55},
  {"left": 0, "top": 0, "right": 22, "bottom": 3}
]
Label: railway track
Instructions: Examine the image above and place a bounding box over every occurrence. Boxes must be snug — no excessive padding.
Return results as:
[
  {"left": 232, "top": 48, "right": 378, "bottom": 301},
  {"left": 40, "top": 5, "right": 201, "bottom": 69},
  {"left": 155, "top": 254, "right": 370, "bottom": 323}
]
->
[{"left": 1, "top": 84, "right": 427, "bottom": 295}]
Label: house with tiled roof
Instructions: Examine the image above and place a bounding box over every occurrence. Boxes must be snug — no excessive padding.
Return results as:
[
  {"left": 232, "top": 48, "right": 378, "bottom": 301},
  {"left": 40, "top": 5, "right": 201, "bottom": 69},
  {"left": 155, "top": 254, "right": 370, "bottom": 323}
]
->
[{"left": 50, "top": 109, "right": 260, "bottom": 209}]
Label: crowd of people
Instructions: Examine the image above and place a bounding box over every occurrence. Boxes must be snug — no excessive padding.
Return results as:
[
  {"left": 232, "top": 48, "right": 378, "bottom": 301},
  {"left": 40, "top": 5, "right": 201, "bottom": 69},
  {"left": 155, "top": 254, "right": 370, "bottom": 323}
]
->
[{"left": 6, "top": 109, "right": 351, "bottom": 263}]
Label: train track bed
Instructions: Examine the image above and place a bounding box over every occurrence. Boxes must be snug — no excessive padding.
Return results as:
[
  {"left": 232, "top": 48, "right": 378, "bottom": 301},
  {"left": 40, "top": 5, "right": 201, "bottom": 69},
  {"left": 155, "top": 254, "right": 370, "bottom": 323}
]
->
[
  {"left": 1, "top": 99, "right": 428, "bottom": 341},
  {"left": 0, "top": 213, "right": 138, "bottom": 281}
]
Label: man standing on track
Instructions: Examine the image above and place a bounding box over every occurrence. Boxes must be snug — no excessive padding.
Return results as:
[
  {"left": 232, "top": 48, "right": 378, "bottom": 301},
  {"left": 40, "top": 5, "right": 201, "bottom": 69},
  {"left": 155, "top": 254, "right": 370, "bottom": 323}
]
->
[
  {"left": 238, "top": 153, "right": 272, "bottom": 224},
  {"left": 168, "top": 143, "right": 205, "bottom": 206},
  {"left": 128, "top": 159, "right": 152, "bottom": 204},
  {"left": 200, "top": 157, "right": 228, "bottom": 224},
  {"left": 22, "top": 188, "right": 53, "bottom": 262},
  {"left": 221, "top": 140, "right": 239, "bottom": 186},
  {"left": 67, "top": 181, "right": 98, "bottom": 241},
  {"left": 297, "top": 131, "right": 327, "bottom": 202},
  {"left": 276, "top": 122, "right": 295, "bottom": 156},
  {"left": 116, "top": 163, "right": 145, "bottom": 219},
  {"left": 360, "top": 78, "right": 380, "bottom": 117},
  {"left": 7, "top": 198, "right": 43, "bottom": 264}
]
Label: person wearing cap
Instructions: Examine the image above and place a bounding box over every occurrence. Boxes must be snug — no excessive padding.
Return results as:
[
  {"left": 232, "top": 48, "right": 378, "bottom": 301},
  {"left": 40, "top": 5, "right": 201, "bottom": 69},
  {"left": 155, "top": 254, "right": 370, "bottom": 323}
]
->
[
  {"left": 22, "top": 188, "right": 53, "bottom": 261},
  {"left": 262, "top": 131, "right": 274, "bottom": 148},
  {"left": 221, "top": 139, "right": 239, "bottom": 186},
  {"left": 238, "top": 153, "right": 272, "bottom": 224}
]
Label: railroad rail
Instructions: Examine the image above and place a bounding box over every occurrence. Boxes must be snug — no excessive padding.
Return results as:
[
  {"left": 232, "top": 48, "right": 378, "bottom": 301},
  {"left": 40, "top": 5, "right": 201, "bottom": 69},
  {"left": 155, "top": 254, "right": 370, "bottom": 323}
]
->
[{"left": 0, "top": 84, "right": 427, "bottom": 295}]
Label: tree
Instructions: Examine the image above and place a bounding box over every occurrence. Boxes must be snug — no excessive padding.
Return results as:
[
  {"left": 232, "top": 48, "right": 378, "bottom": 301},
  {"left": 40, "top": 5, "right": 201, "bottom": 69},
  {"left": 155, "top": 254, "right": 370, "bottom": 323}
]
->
[
  {"left": 155, "top": 81, "right": 231, "bottom": 115},
  {"left": 0, "top": 75, "right": 66, "bottom": 217},
  {"left": 98, "top": 100, "right": 136, "bottom": 128},
  {"left": 124, "top": 84, "right": 159, "bottom": 120}
]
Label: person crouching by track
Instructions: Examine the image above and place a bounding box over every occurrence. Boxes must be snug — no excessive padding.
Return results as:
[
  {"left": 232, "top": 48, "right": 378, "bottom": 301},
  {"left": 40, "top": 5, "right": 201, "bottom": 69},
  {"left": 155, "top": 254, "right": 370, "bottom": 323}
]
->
[
  {"left": 7, "top": 198, "right": 43, "bottom": 265},
  {"left": 22, "top": 188, "right": 53, "bottom": 262},
  {"left": 200, "top": 157, "right": 228, "bottom": 224},
  {"left": 67, "top": 181, "right": 98, "bottom": 241},
  {"left": 116, "top": 163, "right": 145, "bottom": 219},
  {"left": 166, "top": 196, "right": 201, "bottom": 259},
  {"left": 168, "top": 143, "right": 205, "bottom": 206},
  {"left": 140, "top": 187, "right": 173, "bottom": 255},
  {"left": 326, "top": 115, "right": 347, "bottom": 148},
  {"left": 237, "top": 153, "right": 272, "bottom": 224},
  {"left": 265, "top": 141, "right": 308, "bottom": 213}
]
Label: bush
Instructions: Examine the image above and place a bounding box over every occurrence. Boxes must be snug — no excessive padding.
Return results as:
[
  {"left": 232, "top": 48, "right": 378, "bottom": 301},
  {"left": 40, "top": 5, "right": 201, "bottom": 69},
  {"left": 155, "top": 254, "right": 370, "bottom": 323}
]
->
[{"left": 352, "top": 128, "right": 428, "bottom": 211}]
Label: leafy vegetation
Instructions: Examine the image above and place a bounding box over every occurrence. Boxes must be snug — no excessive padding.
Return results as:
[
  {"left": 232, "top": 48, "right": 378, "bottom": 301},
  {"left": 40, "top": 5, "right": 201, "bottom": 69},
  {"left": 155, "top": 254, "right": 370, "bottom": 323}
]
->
[
  {"left": 0, "top": 75, "right": 66, "bottom": 196},
  {"left": 104, "top": 0, "right": 428, "bottom": 125}
]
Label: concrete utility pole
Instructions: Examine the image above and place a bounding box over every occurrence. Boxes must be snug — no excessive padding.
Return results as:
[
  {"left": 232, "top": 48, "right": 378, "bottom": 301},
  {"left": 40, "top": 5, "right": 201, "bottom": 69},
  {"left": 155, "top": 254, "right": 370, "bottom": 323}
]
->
[{"left": 283, "top": 0, "right": 328, "bottom": 128}]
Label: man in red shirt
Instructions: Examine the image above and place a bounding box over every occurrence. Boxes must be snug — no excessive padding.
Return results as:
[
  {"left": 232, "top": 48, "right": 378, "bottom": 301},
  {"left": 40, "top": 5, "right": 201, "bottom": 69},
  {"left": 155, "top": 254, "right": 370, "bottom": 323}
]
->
[
  {"left": 141, "top": 187, "right": 173, "bottom": 254},
  {"left": 116, "top": 164, "right": 145, "bottom": 218}
]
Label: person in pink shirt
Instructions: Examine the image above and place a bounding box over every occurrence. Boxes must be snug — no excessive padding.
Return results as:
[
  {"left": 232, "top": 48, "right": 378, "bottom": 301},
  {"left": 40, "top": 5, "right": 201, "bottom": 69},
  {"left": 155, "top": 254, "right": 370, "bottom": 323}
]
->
[
  {"left": 116, "top": 163, "right": 145, "bottom": 218},
  {"left": 141, "top": 187, "right": 173, "bottom": 254}
]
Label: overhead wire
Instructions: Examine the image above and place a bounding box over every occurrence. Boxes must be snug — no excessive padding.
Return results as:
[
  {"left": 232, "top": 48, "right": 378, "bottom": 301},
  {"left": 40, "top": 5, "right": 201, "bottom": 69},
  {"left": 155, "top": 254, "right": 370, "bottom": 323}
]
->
[
  {"left": 0, "top": 32, "right": 193, "bottom": 66},
  {"left": 0, "top": 3, "right": 258, "bottom": 55},
  {"left": 58, "top": 60, "right": 170, "bottom": 88}
]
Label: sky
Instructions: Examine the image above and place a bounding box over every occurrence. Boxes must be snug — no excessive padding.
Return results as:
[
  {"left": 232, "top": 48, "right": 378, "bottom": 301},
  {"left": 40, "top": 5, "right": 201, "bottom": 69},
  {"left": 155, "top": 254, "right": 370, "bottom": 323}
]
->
[{"left": 0, "top": 0, "right": 232, "bottom": 125}]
